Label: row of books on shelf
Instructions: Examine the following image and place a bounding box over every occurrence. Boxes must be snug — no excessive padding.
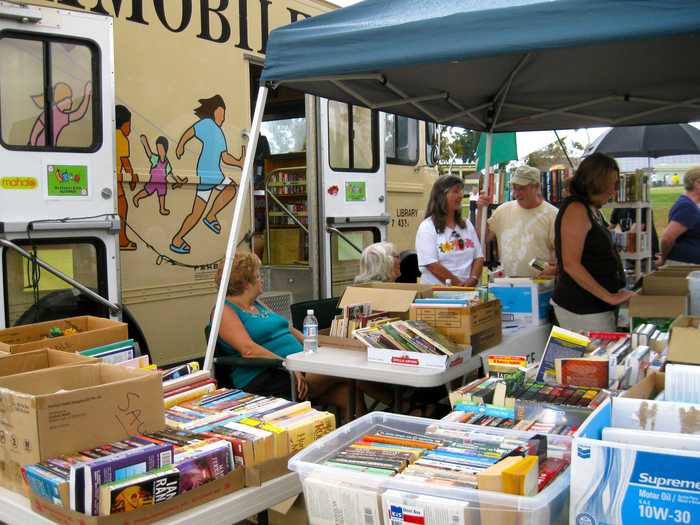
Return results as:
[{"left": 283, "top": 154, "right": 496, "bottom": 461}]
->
[
  {"left": 611, "top": 230, "right": 650, "bottom": 254},
  {"left": 316, "top": 425, "right": 568, "bottom": 496},
  {"left": 267, "top": 171, "right": 306, "bottom": 195},
  {"left": 617, "top": 171, "right": 650, "bottom": 202},
  {"left": 443, "top": 408, "right": 577, "bottom": 436},
  {"left": 540, "top": 168, "right": 568, "bottom": 204},
  {"left": 24, "top": 387, "right": 335, "bottom": 516}
]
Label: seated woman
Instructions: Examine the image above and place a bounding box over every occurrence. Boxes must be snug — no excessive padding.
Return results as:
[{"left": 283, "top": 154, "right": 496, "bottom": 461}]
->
[
  {"left": 211, "top": 252, "right": 359, "bottom": 420},
  {"left": 354, "top": 242, "right": 400, "bottom": 284}
]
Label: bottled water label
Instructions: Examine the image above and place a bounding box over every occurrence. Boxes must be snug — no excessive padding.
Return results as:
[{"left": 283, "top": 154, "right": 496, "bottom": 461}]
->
[{"left": 303, "top": 325, "right": 318, "bottom": 337}]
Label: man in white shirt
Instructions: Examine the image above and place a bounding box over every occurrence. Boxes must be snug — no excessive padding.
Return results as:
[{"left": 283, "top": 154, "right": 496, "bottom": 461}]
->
[{"left": 478, "top": 165, "right": 558, "bottom": 277}]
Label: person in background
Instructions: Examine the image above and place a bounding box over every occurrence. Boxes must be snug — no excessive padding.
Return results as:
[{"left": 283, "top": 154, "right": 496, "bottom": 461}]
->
[
  {"left": 477, "top": 165, "right": 558, "bottom": 277},
  {"left": 416, "top": 175, "right": 484, "bottom": 286},
  {"left": 552, "top": 153, "right": 634, "bottom": 332},
  {"left": 658, "top": 167, "right": 700, "bottom": 266},
  {"left": 354, "top": 242, "right": 400, "bottom": 284},
  {"left": 210, "top": 253, "right": 360, "bottom": 420}
]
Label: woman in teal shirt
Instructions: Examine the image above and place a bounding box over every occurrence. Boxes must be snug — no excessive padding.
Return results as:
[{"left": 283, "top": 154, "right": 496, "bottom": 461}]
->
[{"left": 212, "top": 253, "right": 356, "bottom": 418}]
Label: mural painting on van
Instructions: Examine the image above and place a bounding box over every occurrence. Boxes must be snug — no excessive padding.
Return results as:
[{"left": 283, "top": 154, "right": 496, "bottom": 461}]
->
[
  {"left": 29, "top": 81, "right": 93, "bottom": 146},
  {"left": 116, "top": 105, "right": 139, "bottom": 251},
  {"left": 132, "top": 134, "right": 187, "bottom": 216},
  {"left": 169, "top": 95, "right": 245, "bottom": 255}
]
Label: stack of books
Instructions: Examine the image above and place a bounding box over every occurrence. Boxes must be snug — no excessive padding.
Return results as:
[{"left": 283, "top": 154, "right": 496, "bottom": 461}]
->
[
  {"left": 315, "top": 426, "right": 568, "bottom": 495},
  {"left": 22, "top": 432, "right": 234, "bottom": 516},
  {"left": 352, "top": 319, "right": 464, "bottom": 356},
  {"left": 24, "top": 388, "right": 336, "bottom": 516},
  {"left": 78, "top": 339, "right": 143, "bottom": 365},
  {"left": 617, "top": 170, "right": 650, "bottom": 202},
  {"left": 329, "top": 302, "right": 395, "bottom": 338}
]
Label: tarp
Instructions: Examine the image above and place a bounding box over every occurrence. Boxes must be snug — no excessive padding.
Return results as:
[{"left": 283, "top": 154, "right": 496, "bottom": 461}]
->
[
  {"left": 476, "top": 132, "right": 518, "bottom": 170},
  {"left": 262, "top": 0, "right": 700, "bottom": 132}
]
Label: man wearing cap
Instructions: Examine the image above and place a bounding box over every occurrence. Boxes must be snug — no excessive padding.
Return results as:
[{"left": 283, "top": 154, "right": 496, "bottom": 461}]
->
[{"left": 477, "top": 165, "right": 558, "bottom": 277}]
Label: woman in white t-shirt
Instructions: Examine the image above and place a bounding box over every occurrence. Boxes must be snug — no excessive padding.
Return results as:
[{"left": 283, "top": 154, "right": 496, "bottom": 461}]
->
[{"left": 416, "top": 175, "right": 484, "bottom": 286}]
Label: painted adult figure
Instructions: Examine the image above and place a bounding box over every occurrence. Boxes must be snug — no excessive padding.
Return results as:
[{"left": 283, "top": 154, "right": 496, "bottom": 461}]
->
[{"left": 170, "top": 95, "right": 245, "bottom": 254}]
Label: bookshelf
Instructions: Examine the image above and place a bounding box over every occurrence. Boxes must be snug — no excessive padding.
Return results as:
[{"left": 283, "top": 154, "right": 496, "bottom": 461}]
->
[
  {"left": 255, "top": 153, "right": 309, "bottom": 265},
  {"left": 540, "top": 166, "right": 570, "bottom": 205},
  {"left": 604, "top": 170, "right": 653, "bottom": 283}
]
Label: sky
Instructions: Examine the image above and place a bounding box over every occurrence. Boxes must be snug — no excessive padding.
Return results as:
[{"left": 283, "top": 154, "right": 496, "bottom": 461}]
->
[{"left": 326, "top": 0, "right": 699, "bottom": 160}]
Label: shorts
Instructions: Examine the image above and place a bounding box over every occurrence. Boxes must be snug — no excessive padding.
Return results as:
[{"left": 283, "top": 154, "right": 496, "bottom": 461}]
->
[
  {"left": 244, "top": 367, "right": 294, "bottom": 400},
  {"left": 551, "top": 300, "right": 616, "bottom": 333},
  {"left": 196, "top": 176, "right": 233, "bottom": 201}
]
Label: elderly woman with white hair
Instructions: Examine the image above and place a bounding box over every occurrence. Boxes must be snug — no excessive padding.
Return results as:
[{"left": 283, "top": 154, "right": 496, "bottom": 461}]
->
[
  {"left": 659, "top": 166, "right": 700, "bottom": 266},
  {"left": 354, "top": 242, "right": 401, "bottom": 284}
]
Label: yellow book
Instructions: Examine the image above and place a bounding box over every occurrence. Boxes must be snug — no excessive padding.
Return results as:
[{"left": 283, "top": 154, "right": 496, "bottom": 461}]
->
[
  {"left": 163, "top": 383, "right": 216, "bottom": 409},
  {"left": 502, "top": 455, "right": 539, "bottom": 496},
  {"left": 477, "top": 456, "right": 525, "bottom": 492},
  {"left": 239, "top": 417, "right": 290, "bottom": 458},
  {"left": 311, "top": 412, "right": 336, "bottom": 441}
]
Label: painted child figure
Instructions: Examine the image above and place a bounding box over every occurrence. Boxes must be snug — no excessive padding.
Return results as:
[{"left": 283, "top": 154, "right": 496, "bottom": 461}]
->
[{"left": 133, "top": 135, "right": 187, "bottom": 215}]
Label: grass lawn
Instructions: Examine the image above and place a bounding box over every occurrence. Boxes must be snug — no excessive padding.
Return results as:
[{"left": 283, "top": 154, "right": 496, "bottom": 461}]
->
[{"left": 651, "top": 186, "right": 683, "bottom": 231}]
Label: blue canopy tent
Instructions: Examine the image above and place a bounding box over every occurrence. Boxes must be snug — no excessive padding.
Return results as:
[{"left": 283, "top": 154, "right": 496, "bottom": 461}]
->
[{"left": 205, "top": 0, "right": 700, "bottom": 371}]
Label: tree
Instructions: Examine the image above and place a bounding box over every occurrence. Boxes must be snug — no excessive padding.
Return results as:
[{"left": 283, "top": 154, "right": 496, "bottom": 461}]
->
[
  {"left": 439, "top": 127, "right": 481, "bottom": 163},
  {"left": 525, "top": 136, "right": 583, "bottom": 171}
]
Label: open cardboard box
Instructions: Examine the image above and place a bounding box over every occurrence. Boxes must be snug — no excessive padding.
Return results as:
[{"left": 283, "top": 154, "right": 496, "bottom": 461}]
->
[
  {"left": 622, "top": 371, "right": 665, "bottom": 399},
  {"left": 0, "top": 348, "right": 97, "bottom": 378},
  {"left": 339, "top": 282, "right": 433, "bottom": 320},
  {"left": 0, "top": 363, "right": 164, "bottom": 493},
  {"left": 668, "top": 316, "right": 700, "bottom": 365},
  {"left": 30, "top": 467, "right": 245, "bottom": 525},
  {"left": 0, "top": 316, "right": 128, "bottom": 354},
  {"left": 410, "top": 296, "right": 502, "bottom": 352},
  {"left": 629, "top": 271, "right": 688, "bottom": 330}
]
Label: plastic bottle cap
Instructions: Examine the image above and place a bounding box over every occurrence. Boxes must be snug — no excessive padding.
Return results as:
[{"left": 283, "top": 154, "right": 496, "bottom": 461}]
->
[{"left": 307, "top": 309, "right": 314, "bottom": 315}]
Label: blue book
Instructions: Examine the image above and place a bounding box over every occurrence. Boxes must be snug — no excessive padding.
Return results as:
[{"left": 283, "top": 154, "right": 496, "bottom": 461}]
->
[
  {"left": 24, "top": 464, "right": 66, "bottom": 506},
  {"left": 413, "top": 298, "right": 470, "bottom": 305},
  {"left": 83, "top": 443, "right": 174, "bottom": 516}
]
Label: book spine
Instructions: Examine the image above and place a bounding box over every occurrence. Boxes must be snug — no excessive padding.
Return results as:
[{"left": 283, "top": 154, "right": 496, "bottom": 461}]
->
[{"left": 86, "top": 444, "right": 174, "bottom": 516}]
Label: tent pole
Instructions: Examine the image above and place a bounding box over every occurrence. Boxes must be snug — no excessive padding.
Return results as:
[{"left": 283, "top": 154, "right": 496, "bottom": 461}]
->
[
  {"left": 479, "top": 132, "right": 493, "bottom": 243},
  {"left": 204, "top": 86, "right": 269, "bottom": 373}
]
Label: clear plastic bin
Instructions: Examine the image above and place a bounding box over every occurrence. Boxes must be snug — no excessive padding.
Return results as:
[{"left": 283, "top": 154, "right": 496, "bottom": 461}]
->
[{"left": 289, "top": 412, "right": 571, "bottom": 525}]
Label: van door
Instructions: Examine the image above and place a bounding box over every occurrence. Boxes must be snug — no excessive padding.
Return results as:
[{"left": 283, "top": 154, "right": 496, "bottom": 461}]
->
[
  {"left": 319, "top": 99, "right": 388, "bottom": 297},
  {"left": 0, "top": 3, "right": 118, "bottom": 327}
]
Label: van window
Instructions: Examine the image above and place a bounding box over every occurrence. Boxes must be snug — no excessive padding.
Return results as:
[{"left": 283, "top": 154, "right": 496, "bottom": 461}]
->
[
  {"left": 0, "top": 33, "right": 99, "bottom": 151},
  {"left": 2, "top": 239, "right": 108, "bottom": 327},
  {"left": 385, "top": 114, "right": 418, "bottom": 165},
  {"left": 329, "top": 227, "right": 381, "bottom": 297},
  {"left": 328, "top": 100, "right": 377, "bottom": 172}
]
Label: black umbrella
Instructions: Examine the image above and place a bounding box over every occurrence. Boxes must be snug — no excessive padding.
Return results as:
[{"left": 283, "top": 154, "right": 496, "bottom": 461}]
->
[{"left": 583, "top": 124, "right": 700, "bottom": 158}]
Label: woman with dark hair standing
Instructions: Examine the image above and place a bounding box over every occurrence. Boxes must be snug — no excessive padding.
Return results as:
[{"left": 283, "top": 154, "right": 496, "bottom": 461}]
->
[
  {"left": 552, "top": 153, "right": 635, "bottom": 332},
  {"left": 415, "top": 175, "right": 484, "bottom": 286},
  {"left": 170, "top": 94, "right": 245, "bottom": 254}
]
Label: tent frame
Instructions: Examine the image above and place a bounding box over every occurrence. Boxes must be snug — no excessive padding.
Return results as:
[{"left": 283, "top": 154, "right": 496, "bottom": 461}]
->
[{"left": 204, "top": 24, "right": 700, "bottom": 372}]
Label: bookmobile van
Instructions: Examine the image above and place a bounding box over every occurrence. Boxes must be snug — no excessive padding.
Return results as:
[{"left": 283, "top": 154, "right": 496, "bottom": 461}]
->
[{"left": 0, "top": 0, "right": 441, "bottom": 365}]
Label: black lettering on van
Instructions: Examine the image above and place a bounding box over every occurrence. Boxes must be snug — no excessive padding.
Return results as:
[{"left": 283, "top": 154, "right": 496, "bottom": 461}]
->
[
  {"left": 257, "top": 0, "right": 271, "bottom": 53},
  {"left": 198, "top": 0, "right": 231, "bottom": 43},
  {"left": 91, "top": 0, "right": 149, "bottom": 25},
  {"left": 154, "top": 0, "right": 192, "bottom": 33},
  {"left": 57, "top": 0, "right": 85, "bottom": 7},
  {"left": 288, "top": 8, "right": 310, "bottom": 23},
  {"left": 235, "top": 0, "right": 252, "bottom": 50}
]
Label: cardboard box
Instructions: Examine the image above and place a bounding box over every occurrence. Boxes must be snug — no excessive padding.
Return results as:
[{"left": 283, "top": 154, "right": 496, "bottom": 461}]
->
[
  {"left": 251, "top": 495, "right": 308, "bottom": 525},
  {"left": 622, "top": 371, "right": 665, "bottom": 399},
  {"left": 668, "top": 316, "right": 700, "bottom": 365},
  {"left": 410, "top": 299, "right": 502, "bottom": 352},
  {"left": 490, "top": 277, "right": 553, "bottom": 328},
  {"left": 29, "top": 467, "right": 245, "bottom": 525},
  {"left": 318, "top": 333, "right": 365, "bottom": 351},
  {"left": 245, "top": 453, "right": 292, "bottom": 487},
  {"left": 0, "top": 348, "right": 97, "bottom": 378},
  {"left": 0, "top": 316, "right": 128, "bottom": 354},
  {"left": 0, "top": 363, "right": 164, "bottom": 493},
  {"left": 339, "top": 283, "right": 433, "bottom": 320},
  {"left": 366, "top": 346, "right": 471, "bottom": 369},
  {"left": 629, "top": 272, "right": 688, "bottom": 330},
  {"left": 572, "top": 398, "right": 700, "bottom": 525}
]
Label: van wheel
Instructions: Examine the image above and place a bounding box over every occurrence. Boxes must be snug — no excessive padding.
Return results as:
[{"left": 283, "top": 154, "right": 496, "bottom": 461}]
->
[{"left": 14, "top": 290, "right": 150, "bottom": 361}]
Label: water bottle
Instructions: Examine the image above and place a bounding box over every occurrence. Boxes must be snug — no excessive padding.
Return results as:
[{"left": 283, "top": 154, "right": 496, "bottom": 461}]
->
[{"left": 303, "top": 309, "right": 318, "bottom": 353}]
